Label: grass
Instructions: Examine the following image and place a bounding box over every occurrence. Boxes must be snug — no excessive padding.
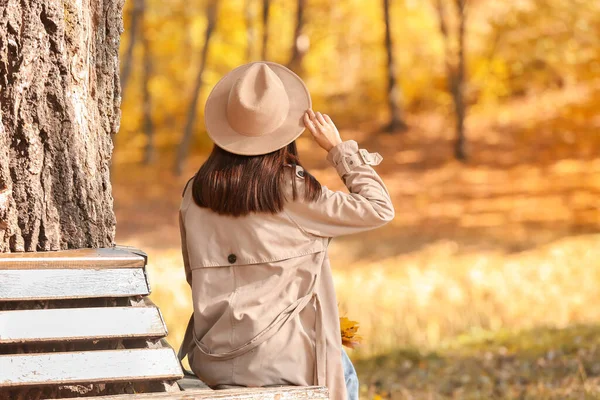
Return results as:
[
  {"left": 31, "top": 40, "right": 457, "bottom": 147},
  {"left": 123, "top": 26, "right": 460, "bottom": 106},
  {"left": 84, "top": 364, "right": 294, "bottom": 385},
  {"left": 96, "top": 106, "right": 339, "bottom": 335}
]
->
[
  {"left": 354, "top": 325, "right": 600, "bottom": 399},
  {"left": 335, "top": 234, "right": 600, "bottom": 356}
]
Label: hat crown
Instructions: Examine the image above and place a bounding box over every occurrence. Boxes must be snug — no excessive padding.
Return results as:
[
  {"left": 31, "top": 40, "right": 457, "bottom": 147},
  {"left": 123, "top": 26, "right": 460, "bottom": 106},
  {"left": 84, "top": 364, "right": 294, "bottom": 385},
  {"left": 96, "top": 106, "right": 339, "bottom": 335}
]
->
[{"left": 226, "top": 63, "right": 290, "bottom": 137}]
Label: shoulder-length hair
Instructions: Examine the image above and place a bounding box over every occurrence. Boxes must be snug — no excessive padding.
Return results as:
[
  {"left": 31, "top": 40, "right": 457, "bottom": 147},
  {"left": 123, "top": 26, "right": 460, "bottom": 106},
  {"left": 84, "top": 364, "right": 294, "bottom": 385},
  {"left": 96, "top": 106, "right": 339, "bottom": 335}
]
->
[{"left": 191, "top": 141, "right": 321, "bottom": 217}]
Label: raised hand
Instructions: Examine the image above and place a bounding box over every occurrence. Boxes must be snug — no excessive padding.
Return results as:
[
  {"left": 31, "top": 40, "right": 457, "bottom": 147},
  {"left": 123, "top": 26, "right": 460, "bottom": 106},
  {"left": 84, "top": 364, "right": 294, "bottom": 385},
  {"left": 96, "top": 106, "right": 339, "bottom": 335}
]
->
[{"left": 303, "top": 109, "right": 343, "bottom": 152}]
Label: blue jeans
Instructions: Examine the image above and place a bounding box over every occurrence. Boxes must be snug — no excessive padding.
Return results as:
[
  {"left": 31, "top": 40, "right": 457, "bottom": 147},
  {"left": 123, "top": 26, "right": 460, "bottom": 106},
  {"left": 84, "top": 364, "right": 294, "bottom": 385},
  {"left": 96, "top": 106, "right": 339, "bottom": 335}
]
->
[{"left": 342, "top": 349, "right": 359, "bottom": 400}]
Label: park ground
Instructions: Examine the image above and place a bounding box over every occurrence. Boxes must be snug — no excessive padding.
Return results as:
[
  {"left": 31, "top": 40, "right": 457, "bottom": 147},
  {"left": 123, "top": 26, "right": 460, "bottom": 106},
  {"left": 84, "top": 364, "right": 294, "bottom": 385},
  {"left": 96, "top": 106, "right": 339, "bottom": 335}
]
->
[{"left": 112, "top": 83, "right": 600, "bottom": 399}]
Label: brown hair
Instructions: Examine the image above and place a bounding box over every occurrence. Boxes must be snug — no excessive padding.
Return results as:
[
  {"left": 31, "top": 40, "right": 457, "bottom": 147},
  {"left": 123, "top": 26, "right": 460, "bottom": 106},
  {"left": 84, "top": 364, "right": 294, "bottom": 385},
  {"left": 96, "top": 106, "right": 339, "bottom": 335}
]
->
[{"left": 191, "top": 141, "right": 321, "bottom": 217}]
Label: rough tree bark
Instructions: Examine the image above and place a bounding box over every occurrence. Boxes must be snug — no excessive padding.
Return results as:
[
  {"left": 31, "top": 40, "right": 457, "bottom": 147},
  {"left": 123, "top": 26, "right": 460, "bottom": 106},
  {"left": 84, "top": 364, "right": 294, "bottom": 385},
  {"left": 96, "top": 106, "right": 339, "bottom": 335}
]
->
[
  {"left": 261, "top": 0, "right": 270, "bottom": 60},
  {"left": 0, "top": 0, "right": 122, "bottom": 252},
  {"left": 287, "top": 0, "right": 308, "bottom": 74},
  {"left": 435, "top": 0, "right": 468, "bottom": 160},
  {"left": 174, "top": 0, "right": 218, "bottom": 175},
  {"left": 383, "top": 0, "right": 408, "bottom": 133}
]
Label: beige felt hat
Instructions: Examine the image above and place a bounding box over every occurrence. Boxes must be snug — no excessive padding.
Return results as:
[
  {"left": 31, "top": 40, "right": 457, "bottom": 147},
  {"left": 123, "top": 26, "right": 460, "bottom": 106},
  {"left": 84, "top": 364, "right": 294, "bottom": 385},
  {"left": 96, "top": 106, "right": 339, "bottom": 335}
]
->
[{"left": 204, "top": 61, "right": 312, "bottom": 156}]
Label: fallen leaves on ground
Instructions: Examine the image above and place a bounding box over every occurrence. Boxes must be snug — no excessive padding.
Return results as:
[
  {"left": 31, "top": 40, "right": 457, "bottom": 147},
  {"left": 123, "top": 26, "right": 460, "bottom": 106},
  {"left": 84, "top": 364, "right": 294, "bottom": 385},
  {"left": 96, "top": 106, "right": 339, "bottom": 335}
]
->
[{"left": 355, "top": 325, "right": 600, "bottom": 399}]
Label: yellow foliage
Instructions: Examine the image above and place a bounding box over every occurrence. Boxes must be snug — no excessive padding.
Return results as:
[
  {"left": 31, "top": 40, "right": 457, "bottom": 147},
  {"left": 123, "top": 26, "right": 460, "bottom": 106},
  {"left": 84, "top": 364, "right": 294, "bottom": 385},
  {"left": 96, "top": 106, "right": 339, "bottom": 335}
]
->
[
  {"left": 340, "top": 316, "right": 363, "bottom": 349},
  {"left": 117, "top": 0, "right": 600, "bottom": 164}
]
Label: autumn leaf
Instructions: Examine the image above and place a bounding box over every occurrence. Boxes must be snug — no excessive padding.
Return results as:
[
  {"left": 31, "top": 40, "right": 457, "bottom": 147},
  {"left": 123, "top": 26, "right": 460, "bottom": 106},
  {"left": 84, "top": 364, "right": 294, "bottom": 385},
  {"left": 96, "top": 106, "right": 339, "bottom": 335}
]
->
[{"left": 340, "top": 316, "right": 363, "bottom": 349}]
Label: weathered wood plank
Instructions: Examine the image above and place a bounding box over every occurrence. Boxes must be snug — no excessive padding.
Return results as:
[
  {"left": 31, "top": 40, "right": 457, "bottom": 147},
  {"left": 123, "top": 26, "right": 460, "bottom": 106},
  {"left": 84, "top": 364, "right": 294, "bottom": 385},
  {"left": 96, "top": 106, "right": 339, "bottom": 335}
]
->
[
  {"left": 0, "top": 306, "right": 166, "bottom": 343},
  {"left": 0, "top": 268, "right": 150, "bottom": 300},
  {"left": 0, "top": 247, "right": 145, "bottom": 270},
  {"left": 0, "top": 348, "right": 183, "bottom": 388},
  {"left": 68, "top": 386, "right": 330, "bottom": 400}
]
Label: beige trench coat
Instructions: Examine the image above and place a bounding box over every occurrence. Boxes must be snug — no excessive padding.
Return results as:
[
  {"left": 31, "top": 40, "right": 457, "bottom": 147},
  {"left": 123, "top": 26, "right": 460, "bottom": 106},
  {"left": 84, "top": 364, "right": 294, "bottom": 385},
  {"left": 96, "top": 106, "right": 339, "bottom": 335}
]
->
[{"left": 178, "top": 140, "right": 394, "bottom": 400}]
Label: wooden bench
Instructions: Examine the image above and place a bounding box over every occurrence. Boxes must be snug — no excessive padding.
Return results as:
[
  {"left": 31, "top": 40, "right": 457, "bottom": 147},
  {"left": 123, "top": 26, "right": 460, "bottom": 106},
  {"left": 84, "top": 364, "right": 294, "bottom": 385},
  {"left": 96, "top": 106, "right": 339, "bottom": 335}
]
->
[{"left": 0, "top": 246, "right": 329, "bottom": 400}]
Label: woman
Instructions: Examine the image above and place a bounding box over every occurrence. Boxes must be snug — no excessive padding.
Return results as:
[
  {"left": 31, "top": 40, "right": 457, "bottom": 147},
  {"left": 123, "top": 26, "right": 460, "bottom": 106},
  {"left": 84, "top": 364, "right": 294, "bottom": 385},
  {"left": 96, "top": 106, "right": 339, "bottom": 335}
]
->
[{"left": 178, "top": 61, "right": 394, "bottom": 400}]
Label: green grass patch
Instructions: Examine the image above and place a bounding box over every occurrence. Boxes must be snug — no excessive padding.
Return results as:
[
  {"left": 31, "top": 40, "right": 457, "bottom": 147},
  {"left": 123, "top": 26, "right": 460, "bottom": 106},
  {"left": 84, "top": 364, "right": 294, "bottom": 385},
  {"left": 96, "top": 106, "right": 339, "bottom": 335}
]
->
[{"left": 354, "top": 325, "right": 600, "bottom": 399}]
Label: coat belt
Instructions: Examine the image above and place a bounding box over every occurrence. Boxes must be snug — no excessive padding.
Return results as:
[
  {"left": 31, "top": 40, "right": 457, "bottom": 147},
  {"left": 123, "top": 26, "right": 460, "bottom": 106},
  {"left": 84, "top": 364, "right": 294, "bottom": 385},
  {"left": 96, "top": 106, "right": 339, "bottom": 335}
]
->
[
  {"left": 193, "top": 290, "right": 315, "bottom": 360},
  {"left": 178, "top": 292, "right": 326, "bottom": 386}
]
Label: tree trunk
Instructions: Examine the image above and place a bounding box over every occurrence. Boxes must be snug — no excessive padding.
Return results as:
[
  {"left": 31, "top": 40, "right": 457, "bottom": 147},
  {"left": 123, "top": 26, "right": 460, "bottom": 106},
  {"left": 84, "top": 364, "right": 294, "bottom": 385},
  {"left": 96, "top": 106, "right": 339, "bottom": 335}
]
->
[
  {"left": 261, "top": 0, "right": 270, "bottom": 60},
  {"left": 0, "top": 0, "right": 122, "bottom": 252},
  {"left": 435, "top": 0, "right": 468, "bottom": 161},
  {"left": 383, "top": 0, "right": 407, "bottom": 133},
  {"left": 174, "top": 1, "right": 218, "bottom": 176},
  {"left": 245, "top": 0, "right": 256, "bottom": 62},
  {"left": 453, "top": 0, "right": 467, "bottom": 160},
  {"left": 287, "top": 0, "right": 308, "bottom": 74},
  {"left": 141, "top": 0, "right": 155, "bottom": 165},
  {"left": 120, "top": 0, "right": 142, "bottom": 102}
]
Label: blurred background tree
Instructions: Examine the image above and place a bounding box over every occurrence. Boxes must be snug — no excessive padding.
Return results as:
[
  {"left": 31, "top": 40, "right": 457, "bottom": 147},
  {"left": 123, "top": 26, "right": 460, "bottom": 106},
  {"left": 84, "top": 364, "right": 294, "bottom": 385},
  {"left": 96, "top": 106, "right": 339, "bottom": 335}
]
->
[
  {"left": 175, "top": 0, "right": 219, "bottom": 174},
  {"left": 287, "top": 0, "right": 308, "bottom": 73},
  {"left": 435, "top": 0, "right": 467, "bottom": 160},
  {"left": 382, "top": 0, "right": 408, "bottom": 133}
]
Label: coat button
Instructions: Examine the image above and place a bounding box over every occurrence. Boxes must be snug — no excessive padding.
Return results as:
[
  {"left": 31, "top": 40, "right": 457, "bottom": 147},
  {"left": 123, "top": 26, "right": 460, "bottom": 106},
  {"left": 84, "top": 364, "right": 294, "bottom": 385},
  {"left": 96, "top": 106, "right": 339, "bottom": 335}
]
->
[{"left": 227, "top": 254, "right": 237, "bottom": 264}]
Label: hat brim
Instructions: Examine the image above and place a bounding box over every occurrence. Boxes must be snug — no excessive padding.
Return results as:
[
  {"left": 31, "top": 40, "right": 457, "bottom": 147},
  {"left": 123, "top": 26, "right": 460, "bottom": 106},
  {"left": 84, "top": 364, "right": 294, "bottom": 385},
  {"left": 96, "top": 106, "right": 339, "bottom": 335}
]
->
[{"left": 204, "top": 61, "right": 312, "bottom": 156}]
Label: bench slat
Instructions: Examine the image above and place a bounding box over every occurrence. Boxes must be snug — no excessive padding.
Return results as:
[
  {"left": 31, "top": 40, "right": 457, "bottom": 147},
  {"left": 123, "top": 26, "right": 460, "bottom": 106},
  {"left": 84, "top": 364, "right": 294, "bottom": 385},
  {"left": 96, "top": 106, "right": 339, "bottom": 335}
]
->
[
  {"left": 0, "top": 306, "right": 166, "bottom": 343},
  {"left": 69, "top": 386, "right": 329, "bottom": 400},
  {"left": 0, "top": 247, "right": 145, "bottom": 270},
  {"left": 0, "top": 348, "right": 183, "bottom": 387},
  {"left": 0, "top": 268, "right": 150, "bottom": 300}
]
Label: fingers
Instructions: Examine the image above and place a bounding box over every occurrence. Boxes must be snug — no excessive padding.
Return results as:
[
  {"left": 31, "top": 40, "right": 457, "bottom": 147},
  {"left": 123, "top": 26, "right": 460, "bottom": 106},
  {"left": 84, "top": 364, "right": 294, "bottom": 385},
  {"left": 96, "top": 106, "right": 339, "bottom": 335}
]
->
[
  {"left": 307, "top": 109, "right": 320, "bottom": 128},
  {"left": 304, "top": 110, "right": 324, "bottom": 133},
  {"left": 303, "top": 112, "right": 317, "bottom": 133},
  {"left": 304, "top": 110, "right": 339, "bottom": 152},
  {"left": 305, "top": 110, "right": 331, "bottom": 130},
  {"left": 315, "top": 112, "right": 328, "bottom": 127}
]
